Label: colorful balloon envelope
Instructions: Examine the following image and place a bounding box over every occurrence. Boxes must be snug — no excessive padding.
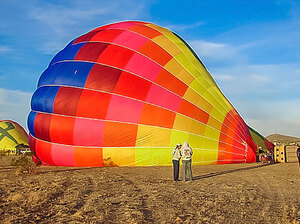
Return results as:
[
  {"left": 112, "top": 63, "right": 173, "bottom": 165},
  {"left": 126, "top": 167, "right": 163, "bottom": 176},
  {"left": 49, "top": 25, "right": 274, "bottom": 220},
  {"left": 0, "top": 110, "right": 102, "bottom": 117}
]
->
[
  {"left": 0, "top": 120, "right": 28, "bottom": 152},
  {"left": 28, "top": 21, "right": 258, "bottom": 167},
  {"left": 248, "top": 126, "right": 274, "bottom": 153}
]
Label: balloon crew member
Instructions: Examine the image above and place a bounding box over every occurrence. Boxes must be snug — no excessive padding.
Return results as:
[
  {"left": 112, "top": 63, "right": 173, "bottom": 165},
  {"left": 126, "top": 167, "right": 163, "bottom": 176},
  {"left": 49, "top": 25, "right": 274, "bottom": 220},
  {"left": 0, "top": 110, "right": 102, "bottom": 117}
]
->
[
  {"left": 297, "top": 144, "right": 300, "bottom": 169},
  {"left": 172, "top": 143, "right": 182, "bottom": 181},
  {"left": 181, "top": 141, "right": 193, "bottom": 181}
]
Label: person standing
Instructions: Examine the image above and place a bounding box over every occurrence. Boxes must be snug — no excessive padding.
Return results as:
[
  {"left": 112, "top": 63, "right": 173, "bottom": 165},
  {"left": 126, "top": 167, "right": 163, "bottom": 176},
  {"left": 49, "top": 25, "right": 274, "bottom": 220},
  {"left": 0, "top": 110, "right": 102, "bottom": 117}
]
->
[
  {"left": 172, "top": 143, "right": 182, "bottom": 181},
  {"left": 297, "top": 144, "right": 300, "bottom": 169},
  {"left": 181, "top": 141, "right": 193, "bottom": 181}
]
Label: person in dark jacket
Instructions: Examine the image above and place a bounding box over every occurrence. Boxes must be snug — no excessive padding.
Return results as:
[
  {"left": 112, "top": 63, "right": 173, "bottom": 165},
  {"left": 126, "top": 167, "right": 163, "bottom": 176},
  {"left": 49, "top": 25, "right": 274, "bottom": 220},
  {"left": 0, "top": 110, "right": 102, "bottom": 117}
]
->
[{"left": 297, "top": 145, "right": 300, "bottom": 169}]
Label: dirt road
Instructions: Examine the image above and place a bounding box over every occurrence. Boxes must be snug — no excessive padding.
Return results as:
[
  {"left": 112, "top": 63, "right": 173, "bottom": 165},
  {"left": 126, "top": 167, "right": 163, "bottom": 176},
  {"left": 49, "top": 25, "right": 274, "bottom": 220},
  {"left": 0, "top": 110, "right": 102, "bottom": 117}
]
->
[{"left": 0, "top": 162, "right": 299, "bottom": 223}]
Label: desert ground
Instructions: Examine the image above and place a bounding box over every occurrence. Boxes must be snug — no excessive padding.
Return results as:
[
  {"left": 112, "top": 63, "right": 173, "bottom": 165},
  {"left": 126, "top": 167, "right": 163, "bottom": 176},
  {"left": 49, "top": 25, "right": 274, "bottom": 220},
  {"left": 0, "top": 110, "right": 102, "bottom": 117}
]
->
[{"left": 0, "top": 156, "right": 300, "bottom": 224}]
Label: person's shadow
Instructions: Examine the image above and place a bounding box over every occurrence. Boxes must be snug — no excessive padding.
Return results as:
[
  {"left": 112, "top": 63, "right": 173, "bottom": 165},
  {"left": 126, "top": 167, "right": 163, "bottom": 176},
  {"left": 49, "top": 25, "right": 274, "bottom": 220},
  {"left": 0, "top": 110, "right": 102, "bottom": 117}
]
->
[{"left": 193, "top": 163, "right": 277, "bottom": 180}]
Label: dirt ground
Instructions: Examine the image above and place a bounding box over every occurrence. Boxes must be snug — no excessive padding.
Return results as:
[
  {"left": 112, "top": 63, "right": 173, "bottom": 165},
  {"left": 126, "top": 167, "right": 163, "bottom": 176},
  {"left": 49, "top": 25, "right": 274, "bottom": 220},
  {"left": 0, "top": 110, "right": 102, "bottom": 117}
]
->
[{"left": 0, "top": 156, "right": 300, "bottom": 224}]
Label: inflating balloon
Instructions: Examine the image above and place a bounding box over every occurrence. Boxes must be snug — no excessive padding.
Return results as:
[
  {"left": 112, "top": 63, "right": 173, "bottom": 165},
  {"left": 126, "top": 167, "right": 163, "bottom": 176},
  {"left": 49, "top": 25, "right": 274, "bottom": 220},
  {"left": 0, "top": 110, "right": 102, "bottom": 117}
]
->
[
  {"left": 28, "top": 21, "right": 259, "bottom": 167},
  {"left": 0, "top": 120, "right": 28, "bottom": 153},
  {"left": 248, "top": 126, "right": 274, "bottom": 153}
]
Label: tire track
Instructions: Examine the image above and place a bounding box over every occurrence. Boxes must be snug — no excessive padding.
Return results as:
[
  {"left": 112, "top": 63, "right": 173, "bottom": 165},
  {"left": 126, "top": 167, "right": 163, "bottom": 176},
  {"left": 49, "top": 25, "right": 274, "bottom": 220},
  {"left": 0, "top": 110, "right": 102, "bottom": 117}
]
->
[{"left": 102, "top": 171, "right": 155, "bottom": 223}]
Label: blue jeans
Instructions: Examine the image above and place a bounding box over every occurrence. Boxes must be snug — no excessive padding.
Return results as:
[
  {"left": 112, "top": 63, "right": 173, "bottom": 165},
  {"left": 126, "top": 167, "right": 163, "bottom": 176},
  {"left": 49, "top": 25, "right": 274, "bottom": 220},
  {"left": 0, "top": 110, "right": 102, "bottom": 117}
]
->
[
  {"left": 172, "top": 160, "right": 180, "bottom": 181},
  {"left": 182, "top": 160, "right": 193, "bottom": 181}
]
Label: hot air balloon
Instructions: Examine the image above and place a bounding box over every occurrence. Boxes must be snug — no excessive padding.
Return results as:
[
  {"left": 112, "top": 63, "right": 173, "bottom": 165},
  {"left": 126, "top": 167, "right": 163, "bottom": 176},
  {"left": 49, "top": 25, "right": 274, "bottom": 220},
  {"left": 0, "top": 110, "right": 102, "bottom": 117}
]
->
[
  {"left": 248, "top": 126, "right": 274, "bottom": 154},
  {"left": 0, "top": 120, "right": 29, "bottom": 154},
  {"left": 28, "top": 21, "right": 258, "bottom": 167}
]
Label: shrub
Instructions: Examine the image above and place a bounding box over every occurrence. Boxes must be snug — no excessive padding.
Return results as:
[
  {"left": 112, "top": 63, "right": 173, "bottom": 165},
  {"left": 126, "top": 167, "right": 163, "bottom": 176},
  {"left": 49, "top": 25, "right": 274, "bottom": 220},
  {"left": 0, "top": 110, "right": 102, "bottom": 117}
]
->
[
  {"left": 0, "top": 149, "right": 11, "bottom": 159},
  {"left": 11, "top": 154, "right": 40, "bottom": 175}
]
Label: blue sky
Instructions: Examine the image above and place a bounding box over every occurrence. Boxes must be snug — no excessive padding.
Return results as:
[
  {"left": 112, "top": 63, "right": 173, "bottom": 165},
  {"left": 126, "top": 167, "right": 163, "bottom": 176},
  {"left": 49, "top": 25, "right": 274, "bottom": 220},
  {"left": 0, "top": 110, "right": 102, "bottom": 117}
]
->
[{"left": 1, "top": 0, "right": 300, "bottom": 137}]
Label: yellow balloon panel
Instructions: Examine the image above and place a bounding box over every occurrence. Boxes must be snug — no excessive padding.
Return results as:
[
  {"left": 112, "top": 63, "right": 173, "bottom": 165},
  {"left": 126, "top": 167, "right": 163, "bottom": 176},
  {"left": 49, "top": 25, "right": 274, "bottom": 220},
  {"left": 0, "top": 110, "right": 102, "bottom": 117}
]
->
[
  {"left": 183, "top": 88, "right": 201, "bottom": 106},
  {"left": 189, "top": 120, "right": 206, "bottom": 136},
  {"left": 169, "top": 130, "right": 189, "bottom": 147},
  {"left": 178, "top": 68, "right": 195, "bottom": 85},
  {"left": 184, "top": 88, "right": 213, "bottom": 113},
  {"left": 152, "top": 35, "right": 182, "bottom": 56},
  {"left": 164, "top": 58, "right": 194, "bottom": 85},
  {"left": 175, "top": 54, "right": 201, "bottom": 78},
  {"left": 173, "top": 114, "right": 206, "bottom": 136},
  {"left": 197, "top": 76, "right": 213, "bottom": 90},
  {"left": 136, "top": 125, "right": 171, "bottom": 147},
  {"left": 203, "top": 137, "right": 219, "bottom": 150},
  {"left": 145, "top": 23, "right": 172, "bottom": 35},
  {"left": 163, "top": 32, "right": 182, "bottom": 46},
  {"left": 200, "top": 149, "right": 218, "bottom": 165},
  {"left": 185, "top": 63, "right": 203, "bottom": 79},
  {"left": 209, "top": 107, "right": 226, "bottom": 123},
  {"left": 164, "top": 33, "right": 206, "bottom": 70},
  {"left": 135, "top": 147, "right": 172, "bottom": 166},
  {"left": 191, "top": 148, "right": 203, "bottom": 165},
  {"left": 207, "top": 116, "right": 223, "bottom": 130},
  {"left": 204, "top": 126, "right": 220, "bottom": 139},
  {"left": 187, "top": 134, "right": 205, "bottom": 149},
  {"left": 103, "top": 147, "right": 135, "bottom": 167},
  {"left": 173, "top": 114, "right": 193, "bottom": 132},
  {"left": 164, "top": 58, "right": 183, "bottom": 76},
  {"left": 173, "top": 41, "right": 199, "bottom": 65},
  {"left": 189, "top": 79, "right": 206, "bottom": 95},
  {"left": 201, "top": 89, "right": 216, "bottom": 102},
  {"left": 204, "top": 92, "right": 230, "bottom": 117},
  {"left": 213, "top": 89, "right": 232, "bottom": 111}
]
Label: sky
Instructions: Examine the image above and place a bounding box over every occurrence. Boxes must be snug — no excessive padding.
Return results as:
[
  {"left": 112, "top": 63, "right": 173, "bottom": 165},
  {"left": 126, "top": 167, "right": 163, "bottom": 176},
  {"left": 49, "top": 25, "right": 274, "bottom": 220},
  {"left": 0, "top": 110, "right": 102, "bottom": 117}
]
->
[{"left": 0, "top": 0, "right": 300, "bottom": 137}]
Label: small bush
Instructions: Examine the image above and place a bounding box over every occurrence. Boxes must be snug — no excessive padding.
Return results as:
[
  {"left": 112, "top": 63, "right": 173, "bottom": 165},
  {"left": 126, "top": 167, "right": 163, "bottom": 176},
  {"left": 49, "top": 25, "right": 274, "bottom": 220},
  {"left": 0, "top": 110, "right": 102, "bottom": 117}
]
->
[
  {"left": 0, "top": 150, "right": 7, "bottom": 159},
  {"left": 11, "top": 154, "right": 39, "bottom": 175},
  {"left": 103, "top": 157, "right": 118, "bottom": 167},
  {"left": 0, "top": 150, "right": 11, "bottom": 159}
]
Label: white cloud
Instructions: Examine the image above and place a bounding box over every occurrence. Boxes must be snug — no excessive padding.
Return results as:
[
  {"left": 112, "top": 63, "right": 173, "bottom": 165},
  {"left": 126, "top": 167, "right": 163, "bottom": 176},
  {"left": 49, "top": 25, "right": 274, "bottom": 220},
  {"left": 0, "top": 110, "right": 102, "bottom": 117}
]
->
[
  {"left": 166, "top": 21, "right": 205, "bottom": 32},
  {"left": 211, "top": 63, "right": 300, "bottom": 137},
  {"left": 0, "top": 88, "right": 32, "bottom": 131},
  {"left": 189, "top": 36, "right": 300, "bottom": 137},
  {"left": 212, "top": 63, "right": 300, "bottom": 93},
  {"left": 213, "top": 74, "right": 233, "bottom": 81},
  {"left": 190, "top": 40, "right": 226, "bottom": 56},
  {"left": 189, "top": 40, "right": 248, "bottom": 65},
  {"left": 29, "top": 4, "right": 113, "bottom": 34},
  {"left": 10, "top": 0, "right": 152, "bottom": 54},
  {"left": 0, "top": 46, "right": 11, "bottom": 53},
  {"left": 215, "top": 72, "right": 270, "bottom": 86},
  {"left": 248, "top": 74, "right": 271, "bottom": 83}
]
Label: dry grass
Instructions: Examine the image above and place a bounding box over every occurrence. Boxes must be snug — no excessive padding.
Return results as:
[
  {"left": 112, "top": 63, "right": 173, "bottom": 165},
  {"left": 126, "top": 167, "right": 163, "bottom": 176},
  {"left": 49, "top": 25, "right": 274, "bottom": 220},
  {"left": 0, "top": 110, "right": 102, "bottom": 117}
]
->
[
  {"left": 10, "top": 154, "right": 39, "bottom": 175},
  {"left": 0, "top": 154, "right": 39, "bottom": 175},
  {"left": 0, "top": 162, "right": 300, "bottom": 223}
]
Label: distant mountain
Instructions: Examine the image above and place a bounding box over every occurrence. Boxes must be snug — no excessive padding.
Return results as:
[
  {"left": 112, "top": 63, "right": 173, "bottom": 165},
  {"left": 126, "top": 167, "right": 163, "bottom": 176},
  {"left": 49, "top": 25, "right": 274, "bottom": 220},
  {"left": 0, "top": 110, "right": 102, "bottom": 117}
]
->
[{"left": 266, "top": 134, "right": 300, "bottom": 145}]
